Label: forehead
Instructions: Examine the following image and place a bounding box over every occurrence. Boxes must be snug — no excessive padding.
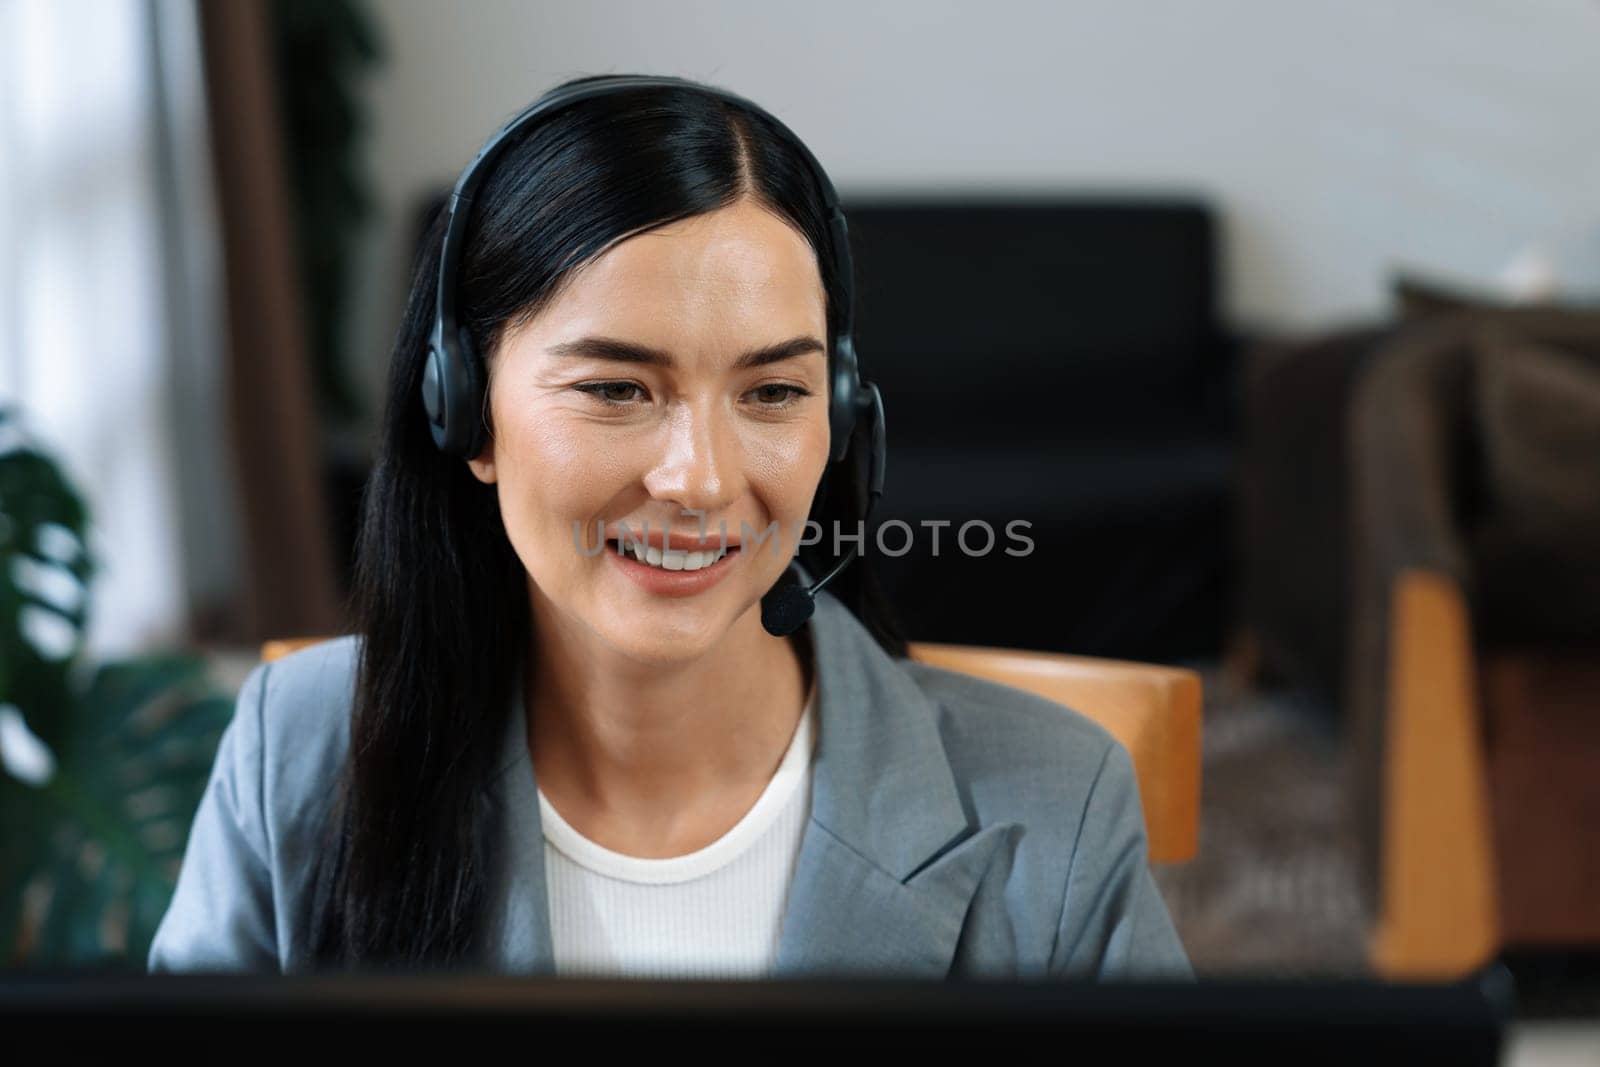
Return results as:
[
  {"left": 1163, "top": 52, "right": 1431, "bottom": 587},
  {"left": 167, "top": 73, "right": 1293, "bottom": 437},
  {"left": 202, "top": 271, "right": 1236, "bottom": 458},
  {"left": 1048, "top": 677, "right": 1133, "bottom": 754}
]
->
[{"left": 536, "top": 200, "right": 827, "bottom": 334}]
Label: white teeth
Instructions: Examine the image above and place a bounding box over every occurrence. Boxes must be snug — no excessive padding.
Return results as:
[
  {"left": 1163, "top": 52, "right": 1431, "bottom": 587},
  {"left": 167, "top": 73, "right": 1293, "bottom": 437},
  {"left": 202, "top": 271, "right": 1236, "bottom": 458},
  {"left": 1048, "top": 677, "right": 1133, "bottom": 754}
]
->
[{"left": 615, "top": 538, "right": 730, "bottom": 571}]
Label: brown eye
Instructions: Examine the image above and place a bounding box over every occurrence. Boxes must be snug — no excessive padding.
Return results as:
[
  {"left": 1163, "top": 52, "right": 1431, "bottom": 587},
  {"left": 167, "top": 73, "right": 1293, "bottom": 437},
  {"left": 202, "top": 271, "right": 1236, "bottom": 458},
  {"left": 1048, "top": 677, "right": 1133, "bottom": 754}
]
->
[
  {"left": 751, "top": 384, "right": 809, "bottom": 407},
  {"left": 575, "top": 381, "right": 647, "bottom": 405}
]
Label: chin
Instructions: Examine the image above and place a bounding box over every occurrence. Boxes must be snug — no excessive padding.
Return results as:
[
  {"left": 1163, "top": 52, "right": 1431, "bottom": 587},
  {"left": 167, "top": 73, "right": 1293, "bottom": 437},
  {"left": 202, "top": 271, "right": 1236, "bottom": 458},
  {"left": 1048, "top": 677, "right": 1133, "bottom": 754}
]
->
[
  {"left": 593, "top": 598, "right": 741, "bottom": 666},
  {"left": 604, "top": 627, "right": 726, "bottom": 670}
]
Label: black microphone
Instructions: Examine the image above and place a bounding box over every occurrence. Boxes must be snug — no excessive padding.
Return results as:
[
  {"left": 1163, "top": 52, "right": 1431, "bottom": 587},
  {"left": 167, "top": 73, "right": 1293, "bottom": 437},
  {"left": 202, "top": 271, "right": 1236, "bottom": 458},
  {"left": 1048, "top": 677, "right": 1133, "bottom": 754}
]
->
[{"left": 760, "top": 544, "right": 861, "bottom": 637}]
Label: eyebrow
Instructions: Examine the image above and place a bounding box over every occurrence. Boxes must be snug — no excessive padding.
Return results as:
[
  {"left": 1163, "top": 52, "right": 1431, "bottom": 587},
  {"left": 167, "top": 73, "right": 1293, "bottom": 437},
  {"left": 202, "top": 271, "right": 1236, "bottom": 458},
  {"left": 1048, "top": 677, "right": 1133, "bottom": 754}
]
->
[{"left": 546, "top": 334, "right": 826, "bottom": 370}]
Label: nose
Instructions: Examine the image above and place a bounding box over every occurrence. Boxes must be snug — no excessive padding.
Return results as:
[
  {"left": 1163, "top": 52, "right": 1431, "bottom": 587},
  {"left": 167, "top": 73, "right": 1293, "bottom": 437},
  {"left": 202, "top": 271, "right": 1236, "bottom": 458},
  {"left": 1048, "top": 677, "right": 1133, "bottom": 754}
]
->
[{"left": 642, "top": 396, "right": 743, "bottom": 517}]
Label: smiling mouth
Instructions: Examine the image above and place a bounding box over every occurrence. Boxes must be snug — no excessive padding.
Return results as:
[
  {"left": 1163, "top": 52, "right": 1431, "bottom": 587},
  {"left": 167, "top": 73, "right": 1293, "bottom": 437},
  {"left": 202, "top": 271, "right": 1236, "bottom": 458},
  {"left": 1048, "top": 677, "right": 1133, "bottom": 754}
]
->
[{"left": 609, "top": 537, "right": 741, "bottom": 572}]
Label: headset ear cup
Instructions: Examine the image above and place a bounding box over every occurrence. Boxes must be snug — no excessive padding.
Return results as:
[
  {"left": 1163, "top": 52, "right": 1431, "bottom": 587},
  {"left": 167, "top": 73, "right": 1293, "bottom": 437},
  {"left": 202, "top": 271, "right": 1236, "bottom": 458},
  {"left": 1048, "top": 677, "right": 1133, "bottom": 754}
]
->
[
  {"left": 421, "top": 345, "right": 448, "bottom": 448},
  {"left": 420, "top": 325, "right": 486, "bottom": 458},
  {"left": 830, "top": 336, "right": 861, "bottom": 463},
  {"left": 829, "top": 387, "right": 855, "bottom": 464}
]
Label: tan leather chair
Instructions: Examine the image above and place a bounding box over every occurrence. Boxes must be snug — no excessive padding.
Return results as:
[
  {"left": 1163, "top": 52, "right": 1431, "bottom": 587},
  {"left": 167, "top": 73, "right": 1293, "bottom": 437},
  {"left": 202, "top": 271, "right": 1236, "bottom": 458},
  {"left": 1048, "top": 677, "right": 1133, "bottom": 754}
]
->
[
  {"left": 1368, "top": 570, "right": 1499, "bottom": 980},
  {"left": 1370, "top": 569, "right": 1600, "bottom": 981},
  {"left": 261, "top": 637, "right": 1202, "bottom": 865}
]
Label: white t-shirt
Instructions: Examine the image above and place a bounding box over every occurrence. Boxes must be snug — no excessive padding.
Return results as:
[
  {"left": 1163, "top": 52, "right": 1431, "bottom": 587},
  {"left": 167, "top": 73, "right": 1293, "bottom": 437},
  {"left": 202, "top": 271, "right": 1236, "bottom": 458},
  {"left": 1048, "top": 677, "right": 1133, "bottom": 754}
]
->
[{"left": 539, "top": 680, "right": 818, "bottom": 979}]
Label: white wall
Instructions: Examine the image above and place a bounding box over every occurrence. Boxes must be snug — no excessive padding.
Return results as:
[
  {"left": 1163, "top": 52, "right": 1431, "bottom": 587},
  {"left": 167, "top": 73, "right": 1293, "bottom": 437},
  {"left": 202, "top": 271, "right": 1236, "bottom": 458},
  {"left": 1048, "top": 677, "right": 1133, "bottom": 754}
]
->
[{"left": 351, "top": 0, "right": 1600, "bottom": 421}]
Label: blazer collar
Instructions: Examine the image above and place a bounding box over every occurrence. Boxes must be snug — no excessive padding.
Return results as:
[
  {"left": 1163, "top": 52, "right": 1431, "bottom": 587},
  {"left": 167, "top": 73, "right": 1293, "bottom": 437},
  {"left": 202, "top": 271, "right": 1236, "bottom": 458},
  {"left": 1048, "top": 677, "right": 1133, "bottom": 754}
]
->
[{"left": 482, "top": 562, "right": 1008, "bottom": 977}]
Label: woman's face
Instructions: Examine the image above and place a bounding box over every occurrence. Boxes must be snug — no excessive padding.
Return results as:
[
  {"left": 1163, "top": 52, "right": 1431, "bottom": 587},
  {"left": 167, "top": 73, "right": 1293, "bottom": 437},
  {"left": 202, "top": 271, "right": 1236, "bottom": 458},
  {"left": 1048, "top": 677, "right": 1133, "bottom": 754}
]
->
[{"left": 467, "top": 198, "right": 833, "bottom": 666}]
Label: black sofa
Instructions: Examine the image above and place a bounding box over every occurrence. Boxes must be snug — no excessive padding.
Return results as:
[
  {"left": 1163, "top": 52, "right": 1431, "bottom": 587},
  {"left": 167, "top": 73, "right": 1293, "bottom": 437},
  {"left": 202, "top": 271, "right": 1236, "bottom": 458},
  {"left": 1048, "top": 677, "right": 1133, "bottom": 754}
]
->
[{"left": 841, "top": 198, "right": 1234, "bottom": 660}]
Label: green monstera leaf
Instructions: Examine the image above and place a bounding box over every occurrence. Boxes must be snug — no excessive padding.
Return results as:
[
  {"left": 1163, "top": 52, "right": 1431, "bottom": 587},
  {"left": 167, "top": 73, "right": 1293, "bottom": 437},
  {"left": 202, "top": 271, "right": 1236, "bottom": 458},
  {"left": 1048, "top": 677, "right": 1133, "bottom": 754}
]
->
[
  {"left": 1, "top": 407, "right": 232, "bottom": 967},
  {"left": 9, "top": 657, "right": 231, "bottom": 966},
  {"left": 0, "top": 405, "right": 94, "bottom": 743}
]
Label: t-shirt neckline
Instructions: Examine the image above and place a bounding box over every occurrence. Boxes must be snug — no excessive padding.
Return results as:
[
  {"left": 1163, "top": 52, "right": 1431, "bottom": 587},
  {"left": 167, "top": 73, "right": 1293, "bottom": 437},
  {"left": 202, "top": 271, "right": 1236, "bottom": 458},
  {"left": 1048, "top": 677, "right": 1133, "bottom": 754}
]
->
[{"left": 536, "top": 678, "right": 818, "bottom": 886}]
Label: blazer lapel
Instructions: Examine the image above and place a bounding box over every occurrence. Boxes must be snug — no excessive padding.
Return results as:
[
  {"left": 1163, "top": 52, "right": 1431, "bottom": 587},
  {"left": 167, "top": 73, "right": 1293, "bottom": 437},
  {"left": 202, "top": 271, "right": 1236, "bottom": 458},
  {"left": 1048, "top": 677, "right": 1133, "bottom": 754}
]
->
[
  {"left": 484, "top": 696, "right": 557, "bottom": 974},
  {"left": 773, "top": 585, "right": 1009, "bottom": 978},
  {"left": 480, "top": 567, "right": 1007, "bottom": 979}
]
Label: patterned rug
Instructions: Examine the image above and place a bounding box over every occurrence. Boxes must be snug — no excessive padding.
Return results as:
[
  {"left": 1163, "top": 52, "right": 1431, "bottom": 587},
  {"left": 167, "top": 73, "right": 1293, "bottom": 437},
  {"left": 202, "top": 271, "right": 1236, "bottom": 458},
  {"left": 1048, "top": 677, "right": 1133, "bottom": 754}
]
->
[{"left": 1151, "top": 666, "right": 1372, "bottom": 977}]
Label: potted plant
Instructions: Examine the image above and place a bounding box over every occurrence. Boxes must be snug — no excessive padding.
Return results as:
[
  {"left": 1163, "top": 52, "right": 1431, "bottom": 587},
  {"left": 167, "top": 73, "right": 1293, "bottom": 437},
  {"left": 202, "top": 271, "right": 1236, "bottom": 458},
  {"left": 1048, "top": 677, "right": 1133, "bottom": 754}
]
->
[{"left": 0, "top": 406, "right": 232, "bottom": 967}]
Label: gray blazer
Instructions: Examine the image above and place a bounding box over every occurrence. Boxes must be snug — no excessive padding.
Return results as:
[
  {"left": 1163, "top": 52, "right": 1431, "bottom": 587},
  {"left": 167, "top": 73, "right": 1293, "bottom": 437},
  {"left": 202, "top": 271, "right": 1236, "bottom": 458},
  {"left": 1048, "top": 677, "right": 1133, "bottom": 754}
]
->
[{"left": 148, "top": 582, "right": 1192, "bottom": 980}]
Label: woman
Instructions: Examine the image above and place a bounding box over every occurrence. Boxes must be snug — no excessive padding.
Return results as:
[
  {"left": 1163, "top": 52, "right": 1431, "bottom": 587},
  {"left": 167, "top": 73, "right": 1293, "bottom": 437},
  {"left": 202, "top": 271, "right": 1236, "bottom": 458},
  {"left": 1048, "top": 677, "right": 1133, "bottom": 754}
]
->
[{"left": 149, "top": 73, "right": 1191, "bottom": 979}]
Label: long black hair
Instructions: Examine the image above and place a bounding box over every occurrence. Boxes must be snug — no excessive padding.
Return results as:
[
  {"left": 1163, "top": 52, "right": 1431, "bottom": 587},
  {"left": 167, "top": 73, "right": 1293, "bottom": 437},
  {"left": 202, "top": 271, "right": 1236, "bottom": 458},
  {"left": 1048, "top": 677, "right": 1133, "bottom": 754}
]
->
[{"left": 307, "top": 74, "right": 906, "bottom": 969}]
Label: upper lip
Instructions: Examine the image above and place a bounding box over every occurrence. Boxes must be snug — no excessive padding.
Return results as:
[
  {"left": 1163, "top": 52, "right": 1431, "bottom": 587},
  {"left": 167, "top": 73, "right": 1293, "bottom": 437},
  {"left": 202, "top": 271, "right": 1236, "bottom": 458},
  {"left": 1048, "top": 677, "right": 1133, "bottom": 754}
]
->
[{"left": 606, "top": 522, "right": 743, "bottom": 552}]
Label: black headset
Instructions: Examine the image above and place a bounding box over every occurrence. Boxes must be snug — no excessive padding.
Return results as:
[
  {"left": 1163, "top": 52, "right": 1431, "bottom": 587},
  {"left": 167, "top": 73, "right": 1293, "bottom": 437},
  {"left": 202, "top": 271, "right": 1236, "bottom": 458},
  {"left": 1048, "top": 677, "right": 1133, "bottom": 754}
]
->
[{"left": 420, "top": 74, "right": 885, "bottom": 637}]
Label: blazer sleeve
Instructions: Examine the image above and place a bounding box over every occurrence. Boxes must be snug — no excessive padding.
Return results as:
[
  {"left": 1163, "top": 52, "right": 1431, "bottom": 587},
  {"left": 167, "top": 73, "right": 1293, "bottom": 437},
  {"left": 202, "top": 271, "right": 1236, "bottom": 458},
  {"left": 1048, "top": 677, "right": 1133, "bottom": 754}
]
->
[
  {"left": 1049, "top": 740, "right": 1194, "bottom": 981},
  {"left": 147, "top": 661, "right": 280, "bottom": 972}
]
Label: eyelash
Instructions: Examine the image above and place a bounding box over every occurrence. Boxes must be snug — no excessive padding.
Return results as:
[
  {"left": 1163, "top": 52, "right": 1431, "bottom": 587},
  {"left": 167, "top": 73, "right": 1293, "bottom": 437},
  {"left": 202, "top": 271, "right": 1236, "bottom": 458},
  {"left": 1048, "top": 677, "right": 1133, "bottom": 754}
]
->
[{"left": 574, "top": 381, "right": 812, "bottom": 410}]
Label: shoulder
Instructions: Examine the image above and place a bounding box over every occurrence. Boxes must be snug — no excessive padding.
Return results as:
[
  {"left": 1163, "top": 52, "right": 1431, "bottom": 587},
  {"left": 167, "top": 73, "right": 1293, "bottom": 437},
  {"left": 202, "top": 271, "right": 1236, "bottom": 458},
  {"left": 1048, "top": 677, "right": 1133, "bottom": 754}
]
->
[
  {"left": 892, "top": 657, "right": 1177, "bottom": 976},
  {"left": 895, "top": 657, "right": 1142, "bottom": 853},
  {"left": 231, "top": 636, "right": 360, "bottom": 840},
  {"left": 899, "top": 657, "right": 1124, "bottom": 791},
  {"left": 149, "top": 637, "right": 360, "bottom": 972}
]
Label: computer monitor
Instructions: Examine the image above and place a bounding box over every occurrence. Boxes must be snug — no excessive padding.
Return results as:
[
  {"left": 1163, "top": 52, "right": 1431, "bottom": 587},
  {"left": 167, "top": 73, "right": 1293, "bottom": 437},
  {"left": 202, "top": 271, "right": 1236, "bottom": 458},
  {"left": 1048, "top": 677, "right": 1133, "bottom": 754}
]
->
[{"left": 1, "top": 971, "right": 1512, "bottom": 1063}]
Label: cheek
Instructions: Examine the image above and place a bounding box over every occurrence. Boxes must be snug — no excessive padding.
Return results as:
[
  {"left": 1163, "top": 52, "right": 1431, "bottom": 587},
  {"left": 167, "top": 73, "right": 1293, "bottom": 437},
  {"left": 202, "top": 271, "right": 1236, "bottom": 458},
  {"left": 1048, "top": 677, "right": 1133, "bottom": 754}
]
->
[
  {"left": 493, "top": 406, "right": 632, "bottom": 535},
  {"left": 743, "top": 413, "right": 832, "bottom": 516}
]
